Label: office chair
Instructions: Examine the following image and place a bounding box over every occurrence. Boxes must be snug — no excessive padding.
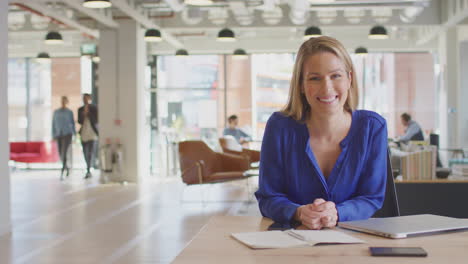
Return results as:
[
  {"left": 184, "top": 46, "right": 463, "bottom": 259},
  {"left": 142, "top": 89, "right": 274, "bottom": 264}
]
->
[
  {"left": 178, "top": 140, "right": 250, "bottom": 185},
  {"left": 219, "top": 136, "right": 260, "bottom": 166},
  {"left": 372, "top": 149, "right": 401, "bottom": 218}
]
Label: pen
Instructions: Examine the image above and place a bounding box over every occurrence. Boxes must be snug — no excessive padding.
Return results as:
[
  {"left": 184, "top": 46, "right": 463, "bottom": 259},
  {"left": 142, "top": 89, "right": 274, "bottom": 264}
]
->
[{"left": 285, "top": 230, "right": 305, "bottom": 241}]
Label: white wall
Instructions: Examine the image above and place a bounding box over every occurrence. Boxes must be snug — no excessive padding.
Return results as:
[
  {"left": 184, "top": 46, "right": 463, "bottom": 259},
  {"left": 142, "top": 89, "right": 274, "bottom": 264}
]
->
[
  {"left": 438, "top": 27, "right": 459, "bottom": 150},
  {"left": 0, "top": 0, "right": 11, "bottom": 236},
  {"left": 459, "top": 40, "right": 468, "bottom": 148},
  {"left": 98, "top": 21, "right": 148, "bottom": 182}
]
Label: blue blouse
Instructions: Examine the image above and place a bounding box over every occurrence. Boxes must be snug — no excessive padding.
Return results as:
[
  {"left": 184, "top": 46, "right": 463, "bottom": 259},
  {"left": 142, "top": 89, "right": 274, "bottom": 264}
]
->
[{"left": 255, "top": 110, "right": 388, "bottom": 224}]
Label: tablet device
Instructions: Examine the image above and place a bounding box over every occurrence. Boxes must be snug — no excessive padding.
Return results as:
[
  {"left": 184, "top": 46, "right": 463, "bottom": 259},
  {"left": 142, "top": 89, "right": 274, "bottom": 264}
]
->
[{"left": 369, "top": 247, "right": 427, "bottom": 257}]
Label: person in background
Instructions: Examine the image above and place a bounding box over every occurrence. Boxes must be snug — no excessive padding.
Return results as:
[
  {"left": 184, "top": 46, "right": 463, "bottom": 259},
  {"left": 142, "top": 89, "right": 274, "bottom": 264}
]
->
[
  {"left": 52, "top": 96, "right": 75, "bottom": 180},
  {"left": 223, "top": 115, "right": 251, "bottom": 144},
  {"left": 78, "top": 93, "right": 98, "bottom": 179},
  {"left": 399, "top": 113, "right": 424, "bottom": 142},
  {"left": 255, "top": 36, "right": 387, "bottom": 230}
]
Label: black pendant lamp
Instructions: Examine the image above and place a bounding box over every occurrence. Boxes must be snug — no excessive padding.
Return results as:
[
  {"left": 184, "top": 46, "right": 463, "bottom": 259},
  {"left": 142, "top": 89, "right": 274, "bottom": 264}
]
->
[
  {"left": 175, "top": 49, "right": 189, "bottom": 56},
  {"left": 369, "top": 26, "right": 388, "bottom": 39},
  {"left": 355, "top": 47, "right": 368, "bottom": 55},
  {"left": 304, "top": 26, "right": 322, "bottom": 40},
  {"left": 45, "top": 31, "right": 63, "bottom": 44},
  {"left": 217, "top": 28, "right": 236, "bottom": 42},
  {"left": 145, "top": 29, "right": 162, "bottom": 42},
  {"left": 83, "top": 0, "right": 112, "bottom": 8},
  {"left": 37, "top": 52, "right": 51, "bottom": 62},
  {"left": 233, "top": 49, "right": 248, "bottom": 59}
]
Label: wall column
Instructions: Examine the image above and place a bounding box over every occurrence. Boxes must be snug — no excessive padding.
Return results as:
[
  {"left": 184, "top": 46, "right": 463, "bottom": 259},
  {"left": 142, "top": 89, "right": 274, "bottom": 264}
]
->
[
  {"left": 0, "top": 0, "right": 11, "bottom": 236},
  {"left": 458, "top": 36, "right": 468, "bottom": 148},
  {"left": 98, "top": 20, "right": 148, "bottom": 182},
  {"left": 438, "top": 27, "right": 459, "bottom": 150}
]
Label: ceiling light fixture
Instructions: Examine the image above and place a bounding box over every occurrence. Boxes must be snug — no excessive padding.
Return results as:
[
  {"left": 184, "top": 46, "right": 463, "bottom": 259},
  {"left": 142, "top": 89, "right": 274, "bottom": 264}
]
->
[
  {"left": 304, "top": 26, "right": 322, "bottom": 40},
  {"left": 185, "top": 0, "right": 213, "bottom": 6},
  {"left": 144, "top": 29, "right": 162, "bottom": 42},
  {"left": 369, "top": 25, "right": 389, "bottom": 40},
  {"left": 36, "top": 52, "right": 51, "bottom": 62},
  {"left": 355, "top": 47, "right": 368, "bottom": 55},
  {"left": 217, "top": 28, "right": 236, "bottom": 42},
  {"left": 45, "top": 31, "right": 63, "bottom": 44},
  {"left": 83, "top": 0, "right": 112, "bottom": 8},
  {"left": 175, "top": 49, "right": 189, "bottom": 56},
  {"left": 233, "top": 49, "right": 248, "bottom": 59},
  {"left": 309, "top": 0, "right": 335, "bottom": 3}
]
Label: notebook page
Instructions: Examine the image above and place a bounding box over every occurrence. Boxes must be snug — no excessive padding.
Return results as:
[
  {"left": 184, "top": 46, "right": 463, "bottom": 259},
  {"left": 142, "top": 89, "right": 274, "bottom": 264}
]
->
[
  {"left": 286, "top": 229, "right": 365, "bottom": 245},
  {"left": 231, "top": 231, "right": 308, "bottom": 249}
]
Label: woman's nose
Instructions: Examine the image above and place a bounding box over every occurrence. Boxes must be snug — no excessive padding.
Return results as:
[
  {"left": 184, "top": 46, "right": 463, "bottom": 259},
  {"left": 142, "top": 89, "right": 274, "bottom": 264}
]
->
[{"left": 321, "top": 78, "right": 333, "bottom": 91}]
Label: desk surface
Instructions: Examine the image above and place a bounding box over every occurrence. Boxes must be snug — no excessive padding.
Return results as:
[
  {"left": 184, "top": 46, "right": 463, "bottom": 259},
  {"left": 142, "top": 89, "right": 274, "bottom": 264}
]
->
[{"left": 173, "top": 216, "right": 468, "bottom": 264}]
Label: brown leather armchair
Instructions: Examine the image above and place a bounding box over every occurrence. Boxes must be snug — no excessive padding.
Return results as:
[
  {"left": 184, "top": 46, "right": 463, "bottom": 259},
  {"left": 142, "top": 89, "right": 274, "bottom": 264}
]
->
[
  {"left": 178, "top": 140, "right": 250, "bottom": 185},
  {"left": 219, "top": 137, "right": 260, "bottom": 164}
]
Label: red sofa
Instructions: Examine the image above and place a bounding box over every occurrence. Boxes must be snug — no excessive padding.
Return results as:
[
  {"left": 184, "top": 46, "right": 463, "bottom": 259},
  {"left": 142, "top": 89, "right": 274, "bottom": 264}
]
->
[{"left": 10, "top": 141, "right": 59, "bottom": 163}]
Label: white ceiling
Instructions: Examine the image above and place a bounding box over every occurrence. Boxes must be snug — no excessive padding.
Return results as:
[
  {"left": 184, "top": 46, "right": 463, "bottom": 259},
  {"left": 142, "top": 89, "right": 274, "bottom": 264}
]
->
[{"left": 7, "top": 0, "right": 464, "bottom": 57}]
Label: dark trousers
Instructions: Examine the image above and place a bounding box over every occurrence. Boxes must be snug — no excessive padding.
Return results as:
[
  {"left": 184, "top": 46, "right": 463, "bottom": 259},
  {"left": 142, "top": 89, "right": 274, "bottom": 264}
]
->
[
  {"left": 82, "top": 140, "right": 97, "bottom": 172},
  {"left": 57, "top": 134, "right": 72, "bottom": 171}
]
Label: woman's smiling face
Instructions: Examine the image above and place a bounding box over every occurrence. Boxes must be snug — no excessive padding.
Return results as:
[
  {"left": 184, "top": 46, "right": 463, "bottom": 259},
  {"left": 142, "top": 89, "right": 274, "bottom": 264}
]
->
[{"left": 302, "top": 51, "right": 352, "bottom": 115}]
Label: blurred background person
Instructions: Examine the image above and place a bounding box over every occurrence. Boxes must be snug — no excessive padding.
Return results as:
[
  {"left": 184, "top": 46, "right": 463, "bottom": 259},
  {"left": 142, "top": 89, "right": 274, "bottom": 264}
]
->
[
  {"left": 223, "top": 114, "right": 251, "bottom": 144},
  {"left": 52, "top": 96, "right": 75, "bottom": 180},
  {"left": 78, "top": 93, "right": 98, "bottom": 179},
  {"left": 399, "top": 112, "right": 424, "bottom": 143}
]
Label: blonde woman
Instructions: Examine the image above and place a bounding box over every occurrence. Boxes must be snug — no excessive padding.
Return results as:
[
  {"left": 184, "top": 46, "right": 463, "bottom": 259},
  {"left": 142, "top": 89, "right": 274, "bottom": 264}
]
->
[
  {"left": 255, "top": 36, "right": 387, "bottom": 230},
  {"left": 52, "top": 96, "right": 75, "bottom": 180}
]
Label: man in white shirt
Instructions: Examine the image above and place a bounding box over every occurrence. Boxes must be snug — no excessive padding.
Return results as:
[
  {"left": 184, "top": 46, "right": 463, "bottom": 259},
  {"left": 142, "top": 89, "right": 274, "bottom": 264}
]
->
[{"left": 223, "top": 115, "right": 251, "bottom": 144}]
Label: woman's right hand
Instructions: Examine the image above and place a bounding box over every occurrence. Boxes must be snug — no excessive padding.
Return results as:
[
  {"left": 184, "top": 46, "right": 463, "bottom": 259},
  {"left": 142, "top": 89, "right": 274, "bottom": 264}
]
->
[{"left": 295, "top": 198, "right": 338, "bottom": 230}]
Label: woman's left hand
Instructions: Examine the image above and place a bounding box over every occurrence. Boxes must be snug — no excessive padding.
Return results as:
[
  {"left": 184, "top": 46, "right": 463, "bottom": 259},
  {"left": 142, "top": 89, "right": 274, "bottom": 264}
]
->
[{"left": 311, "top": 199, "right": 338, "bottom": 228}]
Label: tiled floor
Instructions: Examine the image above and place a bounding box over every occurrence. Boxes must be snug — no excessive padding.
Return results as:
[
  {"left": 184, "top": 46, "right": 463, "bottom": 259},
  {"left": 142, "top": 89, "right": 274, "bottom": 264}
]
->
[{"left": 0, "top": 170, "right": 260, "bottom": 264}]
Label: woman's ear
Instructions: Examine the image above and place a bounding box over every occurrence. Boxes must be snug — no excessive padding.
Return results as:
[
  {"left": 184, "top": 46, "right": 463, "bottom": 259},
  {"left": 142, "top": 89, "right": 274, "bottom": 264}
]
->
[{"left": 348, "top": 71, "right": 353, "bottom": 88}]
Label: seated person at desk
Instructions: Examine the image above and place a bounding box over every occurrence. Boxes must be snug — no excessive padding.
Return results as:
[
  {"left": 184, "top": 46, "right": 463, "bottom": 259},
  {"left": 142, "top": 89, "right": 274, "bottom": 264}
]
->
[
  {"left": 223, "top": 115, "right": 251, "bottom": 144},
  {"left": 398, "top": 113, "right": 424, "bottom": 143},
  {"left": 255, "top": 36, "right": 387, "bottom": 230}
]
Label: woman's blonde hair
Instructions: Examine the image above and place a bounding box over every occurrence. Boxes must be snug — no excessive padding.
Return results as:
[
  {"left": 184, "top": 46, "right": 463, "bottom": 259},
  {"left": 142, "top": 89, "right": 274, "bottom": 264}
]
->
[{"left": 281, "top": 36, "right": 359, "bottom": 122}]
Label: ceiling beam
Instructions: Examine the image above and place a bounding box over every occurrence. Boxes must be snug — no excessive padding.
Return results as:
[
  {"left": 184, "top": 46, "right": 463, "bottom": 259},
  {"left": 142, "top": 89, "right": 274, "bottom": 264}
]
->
[
  {"left": 163, "top": 0, "right": 185, "bottom": 12},
  {"left": 111, "top": 0, "right": 183, "bottom": 48},
  {"left": 12, "top": 0, "right": 99, "bottom": 38},
  {"left": 416, "top": 0, "right": 468, "bottom": 45},
  {"left": 60, "top": 0, "right": 119, "bottom": 28}
]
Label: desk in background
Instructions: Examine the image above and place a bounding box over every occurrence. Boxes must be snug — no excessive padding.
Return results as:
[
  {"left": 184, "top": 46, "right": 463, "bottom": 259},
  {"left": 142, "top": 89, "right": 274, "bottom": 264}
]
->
[
  {"left": 173, "top": 216, "right": 468, "bottom": 264},
  {"left": 439, "top": 148, "right": 466, "bottom": 159}
]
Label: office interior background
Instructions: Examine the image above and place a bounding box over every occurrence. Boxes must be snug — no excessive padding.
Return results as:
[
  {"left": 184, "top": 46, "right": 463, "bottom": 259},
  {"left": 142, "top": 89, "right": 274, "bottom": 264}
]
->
[{"left": 1, "top": 0, "right": 468, "bottom": 263}]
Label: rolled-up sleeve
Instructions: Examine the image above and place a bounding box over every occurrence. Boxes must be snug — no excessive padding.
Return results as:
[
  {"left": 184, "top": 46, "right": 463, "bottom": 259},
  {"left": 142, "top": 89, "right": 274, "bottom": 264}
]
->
[
  {"left": 336, "top": 120, "right": 387, "bottom": 221},
  {"left": 255, "top": 115, "right": 300, "bottom": 224}
]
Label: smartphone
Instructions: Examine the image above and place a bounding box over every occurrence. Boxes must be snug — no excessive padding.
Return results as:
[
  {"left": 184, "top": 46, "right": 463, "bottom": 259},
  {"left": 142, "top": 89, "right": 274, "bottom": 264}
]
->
[
  {"left": 369, "top": 247, "right": 427, "bottom": 257},
  {"left": 267, "top": 222, "right": 292, "bottom": 231}
]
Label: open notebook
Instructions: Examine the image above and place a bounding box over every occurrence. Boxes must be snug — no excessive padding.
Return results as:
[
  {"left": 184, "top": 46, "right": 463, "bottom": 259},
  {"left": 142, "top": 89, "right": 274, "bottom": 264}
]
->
[{"left": 231, "top": 229, "right": 365, "bottom": 249}]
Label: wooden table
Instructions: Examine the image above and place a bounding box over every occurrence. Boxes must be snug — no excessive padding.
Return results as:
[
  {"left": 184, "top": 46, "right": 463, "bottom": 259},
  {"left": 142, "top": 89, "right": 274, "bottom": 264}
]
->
[
  {"left": 173, "top": 216, "right": 468, "bottom": 264},
  {"left": 439, "top": 148, "right": 466, "bottom": 158}
]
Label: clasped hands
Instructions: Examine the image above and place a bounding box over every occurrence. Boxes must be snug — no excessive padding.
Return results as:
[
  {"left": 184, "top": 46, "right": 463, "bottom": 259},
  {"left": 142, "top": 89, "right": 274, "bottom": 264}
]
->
[{"left": 295, "top": 198, "right": 338, "bottom": 230}]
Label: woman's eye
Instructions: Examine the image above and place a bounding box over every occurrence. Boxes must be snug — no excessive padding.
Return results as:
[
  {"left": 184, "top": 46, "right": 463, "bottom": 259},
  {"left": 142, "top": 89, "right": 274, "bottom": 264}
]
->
[
  {"left": 332, "top": 74, "right": 341, "bottom": 79},
  {"left": 309, "top": 77, "right": 320, "bottom": 81}
]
